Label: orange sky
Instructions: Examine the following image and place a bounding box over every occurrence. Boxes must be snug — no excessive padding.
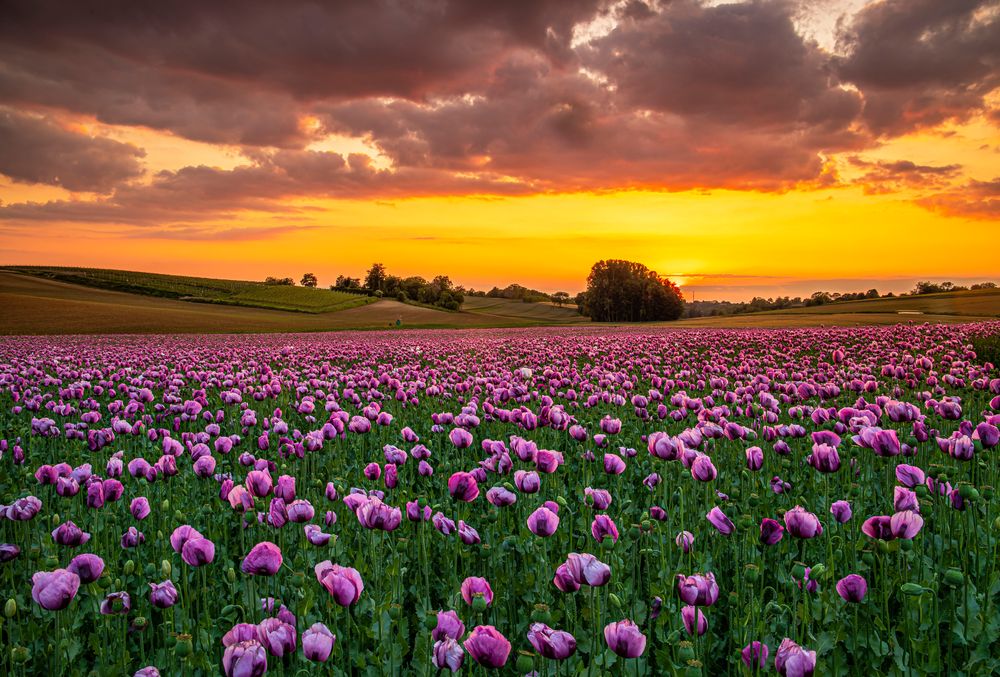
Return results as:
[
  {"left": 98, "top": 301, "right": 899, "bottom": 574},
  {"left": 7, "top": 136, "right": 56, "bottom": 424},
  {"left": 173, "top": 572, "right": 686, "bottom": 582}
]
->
[{"left": 0, "top": 0, "right": 997, "bottom": 301}]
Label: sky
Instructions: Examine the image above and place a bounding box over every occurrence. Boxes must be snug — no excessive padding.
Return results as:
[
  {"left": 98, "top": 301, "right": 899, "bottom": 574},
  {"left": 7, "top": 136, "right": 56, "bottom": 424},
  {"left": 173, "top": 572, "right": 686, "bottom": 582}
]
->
[{"left": 0, "top": 0, "right": 998, "bottom": 301}]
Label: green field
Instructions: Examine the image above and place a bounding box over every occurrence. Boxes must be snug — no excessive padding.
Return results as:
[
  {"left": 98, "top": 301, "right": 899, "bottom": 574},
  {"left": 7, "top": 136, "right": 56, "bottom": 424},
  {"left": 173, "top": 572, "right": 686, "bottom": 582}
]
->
[
  {"left": 0, "top": 265, "right": 375, "bottom": 314},
  {"left": 677, "top": 287, "right": 1000, "bottom": 327},
  {"left": 3, "top": 266, "right": 998, "bottom": 334}
]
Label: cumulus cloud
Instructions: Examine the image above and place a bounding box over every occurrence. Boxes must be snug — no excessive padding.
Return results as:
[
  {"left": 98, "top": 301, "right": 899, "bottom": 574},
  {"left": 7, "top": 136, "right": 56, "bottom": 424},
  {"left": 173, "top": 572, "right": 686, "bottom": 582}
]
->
[
  {"left": 0, "top": 108, "right": 145, "bottom": 192},
  {"left": 0, "top": 0, "right": 997, "bottom": 226}
]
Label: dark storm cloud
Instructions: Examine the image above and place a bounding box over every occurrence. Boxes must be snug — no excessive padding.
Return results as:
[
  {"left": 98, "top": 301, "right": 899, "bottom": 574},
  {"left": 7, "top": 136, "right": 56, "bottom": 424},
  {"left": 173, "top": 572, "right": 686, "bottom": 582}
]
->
[
  {"left": 836, "top": 0, "right": 1000, "bottom": 135},
  {"left": 0, "top": 0, "right": 996, "bottom": 221},
  {"left": 0, "top": 108, "right": 145, "bottom": 192}
]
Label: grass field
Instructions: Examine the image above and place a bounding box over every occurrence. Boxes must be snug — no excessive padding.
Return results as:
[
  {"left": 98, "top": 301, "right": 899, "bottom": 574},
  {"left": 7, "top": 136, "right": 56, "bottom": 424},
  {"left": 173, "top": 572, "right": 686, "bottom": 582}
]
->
[
  {"left": 0, "top": 272, "right": 585, "bottom": 334},
  {"left": 676, "top": 287, "right": 1000, "bottom": 327},
  {"left": 0, "top": 265, "right": 375, "bottom": 313},
  {"left": 3, "top": 268, "right": 998, "bottom": 334},
  {"left": 461, "top": 296, "right": 589, "bottom": 323}
]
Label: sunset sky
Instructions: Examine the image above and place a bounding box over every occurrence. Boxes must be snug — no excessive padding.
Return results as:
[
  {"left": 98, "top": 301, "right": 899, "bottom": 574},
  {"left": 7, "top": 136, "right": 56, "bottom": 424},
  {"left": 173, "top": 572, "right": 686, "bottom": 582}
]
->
[{"left": 1, "top": 0, "right": 998, "bottom": 300}]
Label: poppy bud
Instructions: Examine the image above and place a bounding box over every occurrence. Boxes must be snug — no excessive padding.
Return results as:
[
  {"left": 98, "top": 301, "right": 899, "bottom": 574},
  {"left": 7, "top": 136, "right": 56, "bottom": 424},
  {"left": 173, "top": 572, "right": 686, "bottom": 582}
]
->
[
  {"left": 944, "top": 569, "right": 964, "bottom": 586},
  {"left": 609, "top": 593, "right": 622, "bottom": 609},
  {"left": 515, "top": 653, "right": 533, "bottom": 673},
  {"left": 161, "top": 560, "right": 171, "bottom": 578},
  {"left": 744, "top": 565, "right": 759, "bottom": 583},
  {"left": 175, "top": 634, "right": 193, "bottom": 657},
  {"left": 809, "top": 564, "right": 826, "bottom": 579},
  {"left": 900, "top": 583, "right": 925, "bottom": 596},
  {"left": 162, "top": 499, "right": 170, "bottom": 511},
  {"left": 124, "top": 560, "right": 135, "bottom": 575},
  {"left": 227, "top": 567, "right": 237, "bottom": 584},
  {"left": 4, "top": 599, "right": 16, "bottom": 617}
]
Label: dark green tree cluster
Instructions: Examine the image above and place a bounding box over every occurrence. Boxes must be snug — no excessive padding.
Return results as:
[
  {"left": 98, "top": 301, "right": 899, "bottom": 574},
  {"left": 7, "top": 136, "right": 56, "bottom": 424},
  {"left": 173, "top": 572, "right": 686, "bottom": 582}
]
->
[
  {"left": 579, "top": 259, "right": 684, "bottom": 322},
  {"left": 337, "top": 263, "right": 463, "bottom": 310}
]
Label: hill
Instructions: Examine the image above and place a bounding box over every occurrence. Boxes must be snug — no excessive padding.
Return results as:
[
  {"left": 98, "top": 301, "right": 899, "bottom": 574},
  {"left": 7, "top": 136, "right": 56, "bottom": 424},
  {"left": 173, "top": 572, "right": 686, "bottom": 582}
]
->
[
  {"left": 677, "top": 287, "right": 1000, "bottom": 327},
  {"left": 1, "top": 265, "right": 375, "bottom": 313},
  {"left": 0, "top": 271, "right": 586, "bottom": 334}
]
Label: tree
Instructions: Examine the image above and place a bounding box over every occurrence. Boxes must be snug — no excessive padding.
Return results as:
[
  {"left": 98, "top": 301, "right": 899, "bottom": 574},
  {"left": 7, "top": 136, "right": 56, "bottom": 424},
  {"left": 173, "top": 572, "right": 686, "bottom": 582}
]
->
[
  {"left": 581, "top": 260, "right": 684, "bottom": 322},
  {"left": 334, "top": 275, "right": 362, "bottom": 289},
  {"left": 552, "top": 291, "right": 570, "bottom": 306},
  {"left": 300, "top": 272, "right": 318, "bottom": 288},
  {"left": 364, "top": 263, "right": 387, "bottom": 293},
  {"left": 264, "top": 276, "right": 294, "bottom": 286}
]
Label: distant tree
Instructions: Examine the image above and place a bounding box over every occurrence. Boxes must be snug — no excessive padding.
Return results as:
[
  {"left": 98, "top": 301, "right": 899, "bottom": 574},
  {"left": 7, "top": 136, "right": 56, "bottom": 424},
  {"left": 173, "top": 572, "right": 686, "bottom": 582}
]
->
[
  {"left": 581, "top": 260, "right": 684, "bottom": 322},
  {"left": 865, "top": 288, "right": 880, "bottom": 299},
  {"left": 300, "top": 272, "right": 318, "bottom": 288},
  {"left": 806, "top": 291, "right": 833, "bottom": 306},
  {"left": 972, "top": 282, "right": 997, "bottom": 290},
  {"left": 264, "top": 276, "right": 295, "bottom": 286},
  {"left": 552, "top": 291, "right": 571, "bottom": 306},
  {"left": 334, "top": 275, "right": 362, "bottom": 290},
  {"left": 364, "top": 263, "right": 387, "bottom": 293}
]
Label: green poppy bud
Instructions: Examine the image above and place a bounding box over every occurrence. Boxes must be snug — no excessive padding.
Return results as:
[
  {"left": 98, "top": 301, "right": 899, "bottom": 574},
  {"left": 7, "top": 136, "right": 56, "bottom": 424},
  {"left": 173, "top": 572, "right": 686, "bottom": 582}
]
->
[
  {"left": 531, "top": 604, "right": 551, "bottom": 624},
  {"left": 161, "top": 499, "right": 170, "bottom": 511},
  {"left": 124, "top": 560, "right": 135, "bottom": 575},
  {"left": 900, "top": 583, "right": 925, "bottom": 596},
  {"left": 791, "top": 563, "right": 806, "bottom": 580},
  {"left": 161, "top": 560, "right": 171, "bottom": 578},
  {"left": 516, "top": 653, "right": 534, "bottom": 673},
  {"left": 914, "top": 484, "right": 929, "bottom": 498},
  {"left": 174, "top": 634, "right": 193, "bottom": 657},
  {"left": 51, "top": 513, "right": 61, "bottom": 527},
  {"left": 943, "top": 569, "right": 964, "bottom": 587},
  {"left": 227, "top": 567, "right": 236, "bottom": 584},
  {"left": 809, "top": 563, "right": 826, "bottom": 579},
  {"left": 4, "top": 599, "right": 16, "bottom": 618},
  {"left": 958, "top": 484, "right": 976, "bottom": 500},
  {"left": 556, "top": 496, "right": 568, "bottom": 509},
  {"left": 609, "top": 593, "right": 623, "bottom": 609}
]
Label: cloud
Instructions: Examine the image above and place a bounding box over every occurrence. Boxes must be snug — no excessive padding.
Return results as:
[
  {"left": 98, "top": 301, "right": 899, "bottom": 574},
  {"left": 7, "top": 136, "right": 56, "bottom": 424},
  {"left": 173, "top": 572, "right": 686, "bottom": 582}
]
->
[
  {"left": 835, "top": 0, "right": 1000, "bottom": 135},
  {"left": 847, "top": 157, "right": 963, "bottom": 194},
  {"left": 0, "top": 108, "right": 145, "bottom": 192},
  {"left": 0, "top": 149, "right": 535, "bottom": 228},
  {"left": 917, "top": 177, "right": 1000, "bottom": 219}
]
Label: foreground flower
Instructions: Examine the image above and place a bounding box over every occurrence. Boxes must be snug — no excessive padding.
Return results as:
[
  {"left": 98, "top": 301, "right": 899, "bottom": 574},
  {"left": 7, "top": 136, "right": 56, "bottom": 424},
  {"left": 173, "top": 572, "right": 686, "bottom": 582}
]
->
[
  {"left": 222, "top": 640, "right": 267, "bottom": 677},
  {"left": 149, "top": 580, "right": 178, "bottom": 609},
  {"left": 315, "top": 561, "right": 364, "bottom": 606},
  {"left": 706, "top": 506, "right": 735, "bottom": 535},
  {"left": 463, "top": 625, "right": 511, "bottom": 668},
  {"left": 461, "top": 576, "right": 494, "bottom": 607},
  {"left": 100, "top": 591, "right": 131, "bottom": 615},
  {"left": 433, "top": 638, "right": 465, "bottom": 672},
  {"left": 257, "top": 617, "right": 297, "bottom": 657},
  {"left": 836, "top": 574, "right": 868, "bottom": 602},
  {"left": 433, "top": 610, "right": 465, "bottom": 641},
  {"left": 676, "top": 572, "right": 719, "bottom": 606},
  {"left": 604, "top": 619, "right": 646, "bottom": 657},
  {"left": 31, "top": 569, "right": 80, "bottom": 610},
  {"left": 783, "top": 506, "right": 823, "bottom": 539},
  {"left": 181, "top": 537, "right": 215, "bottom": 567},
  {"left": 742, "top": 641, "right": 770, "bottom": 669},
  {"left": 775, "top": 638, "right": 816, "bottom": 676},
  {"left": 241, "top": 542, "right": 282, "bottom": 576},
  {"left": 67, "top": 553, "right": 105, "bottom": 584},
  {"left": 527, "top": 623, "right": 577, "bottom": 660},
  {"left": 681, "top": 605, "right": 707, "bottom": 636}
]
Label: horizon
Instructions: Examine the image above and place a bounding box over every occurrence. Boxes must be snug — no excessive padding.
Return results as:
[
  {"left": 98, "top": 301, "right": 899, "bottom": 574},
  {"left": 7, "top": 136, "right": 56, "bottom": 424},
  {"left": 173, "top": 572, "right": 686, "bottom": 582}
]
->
[{"left": 1, "top": 1, "right": 998, "bottom": 301}]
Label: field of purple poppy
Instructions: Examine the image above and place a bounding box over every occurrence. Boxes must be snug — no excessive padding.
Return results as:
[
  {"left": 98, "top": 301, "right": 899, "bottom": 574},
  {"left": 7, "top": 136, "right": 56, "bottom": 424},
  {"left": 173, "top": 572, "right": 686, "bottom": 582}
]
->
[{"left": 2, "top": 323, "right": 1000, "bottom": 676}]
